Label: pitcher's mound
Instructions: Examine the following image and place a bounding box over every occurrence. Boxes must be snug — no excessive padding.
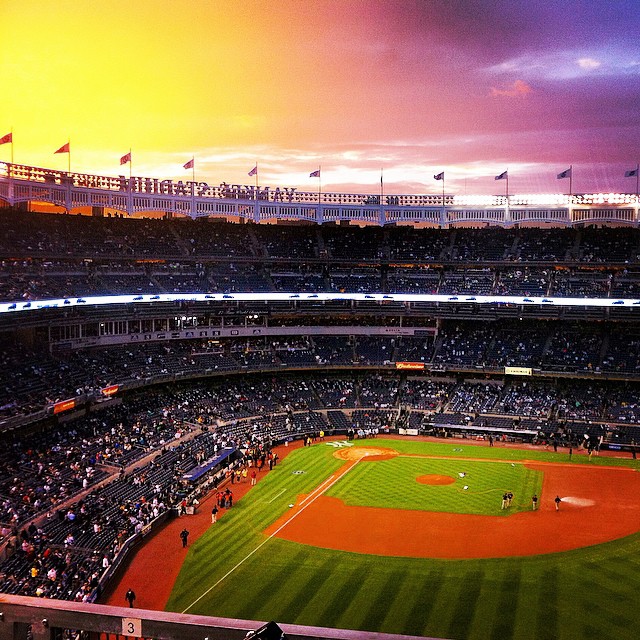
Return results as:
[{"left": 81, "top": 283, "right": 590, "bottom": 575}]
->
[
  {"left": 334, "top": 447, "right": 399, "bottom": 461},
  {"left": 417, "top": 474, "right": 456, "bottom": 485}
]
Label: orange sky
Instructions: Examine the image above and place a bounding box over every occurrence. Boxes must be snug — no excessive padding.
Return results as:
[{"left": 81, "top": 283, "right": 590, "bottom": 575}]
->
[{"left": 1, "top": 0, "right": 639, "bottom": 195}]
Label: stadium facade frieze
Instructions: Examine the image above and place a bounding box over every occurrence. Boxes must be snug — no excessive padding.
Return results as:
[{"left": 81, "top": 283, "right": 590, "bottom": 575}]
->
[{"left": 1, "top": 162, "right": 639, "bottom": 226}]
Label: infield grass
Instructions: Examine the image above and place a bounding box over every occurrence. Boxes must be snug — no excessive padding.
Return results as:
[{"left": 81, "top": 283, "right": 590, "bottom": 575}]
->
[
  {"left": 166, "top": 439, "right": 640, "bottom": 640},
  {"left": 327, "top": 456, "right": 542, "bottom": 515}
]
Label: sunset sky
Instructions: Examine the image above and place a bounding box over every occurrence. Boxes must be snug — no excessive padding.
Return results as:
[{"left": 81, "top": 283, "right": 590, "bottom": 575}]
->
[{"left": 1, "top": 0, "right": 639, "bottom": 196}]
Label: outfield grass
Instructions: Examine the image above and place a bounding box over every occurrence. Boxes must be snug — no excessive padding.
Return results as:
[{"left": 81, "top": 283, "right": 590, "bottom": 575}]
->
[{"left": 166, "top": 439, "right": 640, "bottom": 639}]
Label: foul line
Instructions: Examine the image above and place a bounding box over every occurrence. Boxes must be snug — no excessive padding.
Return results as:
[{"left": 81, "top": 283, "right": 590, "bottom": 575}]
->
[
  {"left": 300, "top": 473, "right": 341, "bottom": 506},
  {"left": 181, "top": 459, "right": 360, "bottom": 614},
  {"left": 265, "top": 488, "right": 285, "bottom": 504}
]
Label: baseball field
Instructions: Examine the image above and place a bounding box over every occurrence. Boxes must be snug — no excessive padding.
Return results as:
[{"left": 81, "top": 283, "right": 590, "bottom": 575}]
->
[{"left": 162, "top": 438, "right": 640, "bottom": 639}]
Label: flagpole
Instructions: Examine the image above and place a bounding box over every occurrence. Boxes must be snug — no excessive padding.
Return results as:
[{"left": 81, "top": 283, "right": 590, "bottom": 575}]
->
[
  {"left": 129, "top": 148, "right": 132, "bottom": 181},
  {"left": 434, "top": 171, "right": 445, "bottom": 220},
  {"left": 318, "top": 165, "right": 322, "bottom": 205},
  {"left": 506, "top": 170, "right": 510, "bottom": 222},
  {"left": 192, "top": 156, "right": 195, "bottom": 184},
  {"left": 10, "top": 127, "right": 13, "bottom": 165},
  {"left": 636, "top": 163, "right": 639, "bottom": 199},
  {"left": 380, "top": 167, "right": 383, "bottom": 203},
  {"left": 569, "top": 164, "right": 573, "bottom": 197},
  {"left": 68, "top": 139, "right": 71, "bottom": 174}
]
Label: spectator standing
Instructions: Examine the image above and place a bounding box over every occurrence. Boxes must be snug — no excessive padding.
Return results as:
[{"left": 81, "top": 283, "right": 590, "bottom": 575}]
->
[{"left": 125, "top": 588, "right": 136, "bottom": 608}]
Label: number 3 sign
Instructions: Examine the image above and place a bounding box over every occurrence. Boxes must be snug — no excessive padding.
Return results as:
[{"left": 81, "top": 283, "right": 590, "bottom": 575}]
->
[{"left": 122, "top": 618, "right": 142, "bottom": 637}]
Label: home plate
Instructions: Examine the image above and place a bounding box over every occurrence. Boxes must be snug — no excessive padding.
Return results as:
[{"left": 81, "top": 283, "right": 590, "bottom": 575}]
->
[{"left": 561, "top": 497, "right": 595, "bottom": 507}]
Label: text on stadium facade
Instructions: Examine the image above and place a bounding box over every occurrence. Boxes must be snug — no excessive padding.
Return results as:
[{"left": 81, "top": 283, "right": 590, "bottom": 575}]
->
[{"left": 117, "top": 177, "right": 297, "bottom": 201}]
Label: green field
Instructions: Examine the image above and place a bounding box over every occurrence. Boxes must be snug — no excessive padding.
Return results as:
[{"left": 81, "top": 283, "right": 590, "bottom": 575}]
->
[
  {"left": 326, "top": 455, "right": 542, "bottom": 515},
  {"left": 166, "top": 439, "right": 640, "bottom": 639}
]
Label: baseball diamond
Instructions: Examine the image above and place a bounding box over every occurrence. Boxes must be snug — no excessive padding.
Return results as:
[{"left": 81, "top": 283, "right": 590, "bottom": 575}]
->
[{"left": 102, "top": 437, "right": 640, "bottom": 639}]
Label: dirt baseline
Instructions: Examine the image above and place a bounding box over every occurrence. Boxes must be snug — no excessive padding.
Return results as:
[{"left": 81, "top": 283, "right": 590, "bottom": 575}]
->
[
  {"left": 266, "top": 461, "right": 640, "bottom": 559},
  {"left": 333, "top": 447, "right": 399, "bottom": 461}
]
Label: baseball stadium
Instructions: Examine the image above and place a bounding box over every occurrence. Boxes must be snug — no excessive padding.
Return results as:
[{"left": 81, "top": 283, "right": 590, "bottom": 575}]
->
[
  {"left": 5, "top": 0, "right": 640, "bottom": 637},
  {"left": 1, "top": 159, "right": 640, "bottom": 640}
]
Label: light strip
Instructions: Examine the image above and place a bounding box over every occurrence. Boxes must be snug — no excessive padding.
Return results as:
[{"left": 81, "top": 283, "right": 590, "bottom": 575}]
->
[{"left": 2, "top": 292, "right": 639, "bottom": 314}]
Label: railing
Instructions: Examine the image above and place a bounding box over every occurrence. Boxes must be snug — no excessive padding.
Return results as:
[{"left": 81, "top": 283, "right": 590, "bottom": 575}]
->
[{"left": 0, "top": 594, "right": 434, "bottom": 640}]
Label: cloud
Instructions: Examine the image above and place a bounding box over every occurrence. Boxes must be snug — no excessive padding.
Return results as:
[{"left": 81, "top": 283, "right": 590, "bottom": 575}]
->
[
  {"left": 488, "top": 50, "right": 640, "bottom": 81},
  {"left": 577, "top": 57, "right": 602, "bottom": 70},
  {"left": 491, "top": 79, "right": 533, "bottom": 98}
]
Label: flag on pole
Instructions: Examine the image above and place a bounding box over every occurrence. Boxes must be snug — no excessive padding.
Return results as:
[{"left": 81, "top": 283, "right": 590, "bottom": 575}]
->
[
  {"left": 0, "top": 133, "right": 12, "bottom": 145},
  {"left": 557, "top": 167, "right": 572, "bottom": 179},
  {"left": 54, "top": 142, "right": 70, "bottom": 154},
  {"left": 183, "top": 158, "right": 194, "bottom": 170},
  {"left": 120, "top": 152, "right": 131, "bottom": 165},
  {"left": 248, "top": 165, "right": 258, "bottom": 176},
  {"left": 495, "top": 170, "right": 508, "bottom": 180},
  {"left": 625, "top": 168, "right": 639, "bottom": 178},
  {"left": 434, "top": 172, "right": 444, "bottom": 180},
  {"left": 309, "top": 169, "right": 320, "bottom": 178}
]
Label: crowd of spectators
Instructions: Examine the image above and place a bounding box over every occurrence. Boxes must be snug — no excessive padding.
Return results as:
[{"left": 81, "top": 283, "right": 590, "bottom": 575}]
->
[
  {"left": 2, "top": 211, "right": 640, "bottom": 302},
  {"left": 5, "top": 258, "right": 640, "bottom": 300},
  {"left": 3, "top": 317, "right": 640, "bottom": 422}
]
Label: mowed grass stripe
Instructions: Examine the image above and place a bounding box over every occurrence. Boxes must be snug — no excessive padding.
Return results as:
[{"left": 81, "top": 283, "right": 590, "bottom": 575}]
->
[
  {"left": 359, "top": 569, "right": 407, "bottom": 632},
  {"left": 424, "top": 573, "right": 475, "bottom": 639},
  {"left": 487, "top": 566, "right": 520, "bottom": 640},
  {"left": 579, "top": 570, "right": 638, "bottom": 627},
  {"left": 288, "top": 555, "right": 341, "bottom": 626},
  {"left": 579, "top": 597, "right": 632, "bottom": 639},
  {"left": 448, "top": 569, "right": 485, "bottom": 640},
  {"left": 402, "top": 572, "right": 444, "bottom": 637},
  {"left": 286, "top": 552, "right": 358, "bottom": 626},
  {"left": 466, "top": 564, "right": 504, "bottom": 639},
  {"left": 376, "top": 574, "right": 427, "bottom": 635},
  {"left": 251, "top": 548, "right": 330, "bottom": 622},
  {"left": 535, "top": 568, "right": 559, "bottom": 640},
  {"left": 166, "top": 441, "right": 640, "bottom": 640},
  {"left": 309, "top": 564, "right": 371, "bottom": 629},
  {"left": 230, "top": 546, "right": 313, "bottom": 620},
  {"left": 330, "top": 568, "right": 398, "bottom": 632},
  {"left": 584, "top": 558, "right": 640, "bottom": 600}
]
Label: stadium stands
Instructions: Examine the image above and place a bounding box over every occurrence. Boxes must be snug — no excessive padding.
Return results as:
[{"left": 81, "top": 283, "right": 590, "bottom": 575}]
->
[{"left": 1, "top": 206, "right": 640, "bottom": 605}]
